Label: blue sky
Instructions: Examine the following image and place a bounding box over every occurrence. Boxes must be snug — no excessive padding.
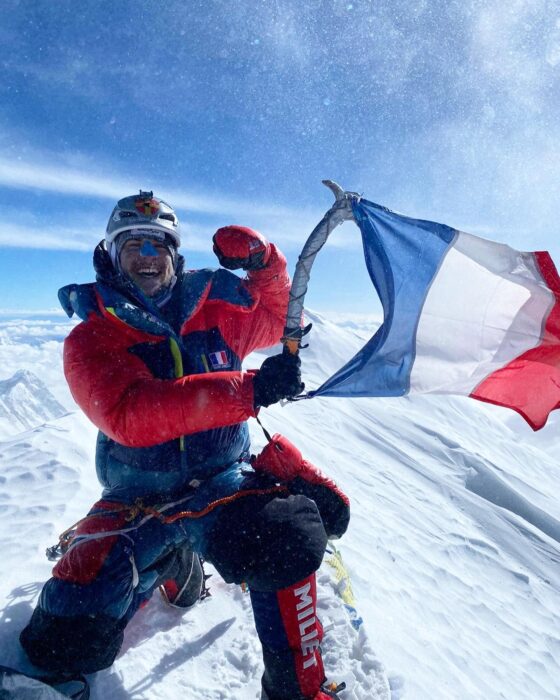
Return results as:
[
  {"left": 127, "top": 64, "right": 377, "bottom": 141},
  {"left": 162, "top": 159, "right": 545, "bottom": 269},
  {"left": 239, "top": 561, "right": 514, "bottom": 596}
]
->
[{"left": 1, "top": 0, "right": 559, "bottom": 313}]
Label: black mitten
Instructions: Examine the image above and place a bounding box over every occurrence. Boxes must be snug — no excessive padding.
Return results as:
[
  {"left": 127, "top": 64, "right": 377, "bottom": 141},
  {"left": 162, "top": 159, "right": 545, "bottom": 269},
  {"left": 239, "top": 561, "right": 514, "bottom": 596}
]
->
[{"left": 253, "top": 351, "right": 304, "bottom": 408}]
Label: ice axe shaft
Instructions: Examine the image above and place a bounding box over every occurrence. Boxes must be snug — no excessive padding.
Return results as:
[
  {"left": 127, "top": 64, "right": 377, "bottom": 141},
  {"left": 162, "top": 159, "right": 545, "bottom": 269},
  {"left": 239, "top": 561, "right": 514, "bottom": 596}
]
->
[{"left": 283, "top": 180, "right": 358, "bottom": 355}]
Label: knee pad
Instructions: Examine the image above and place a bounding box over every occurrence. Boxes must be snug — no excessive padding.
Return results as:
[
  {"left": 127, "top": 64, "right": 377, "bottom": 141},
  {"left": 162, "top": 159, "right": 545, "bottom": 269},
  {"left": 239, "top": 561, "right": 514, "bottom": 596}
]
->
[
  {"left": 205, "top": 493, "right": 328, "bottom": 591},
  {"left": 20, "top": 605, "right": 126, "bottom": 675}
]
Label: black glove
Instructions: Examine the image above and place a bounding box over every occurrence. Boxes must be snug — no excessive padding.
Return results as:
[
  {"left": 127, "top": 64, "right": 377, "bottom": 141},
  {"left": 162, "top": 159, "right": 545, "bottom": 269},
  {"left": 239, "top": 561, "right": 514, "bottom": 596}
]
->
[{"left": 253, "top": 351, "right": 305, "bottom": 408}]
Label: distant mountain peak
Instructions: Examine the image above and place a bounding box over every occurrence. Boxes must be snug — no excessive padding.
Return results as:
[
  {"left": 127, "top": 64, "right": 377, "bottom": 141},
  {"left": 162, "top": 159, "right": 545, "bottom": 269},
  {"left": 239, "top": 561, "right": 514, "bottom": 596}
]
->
[{"left": 0, "top": 370, "right": 67, "bottom": 438}]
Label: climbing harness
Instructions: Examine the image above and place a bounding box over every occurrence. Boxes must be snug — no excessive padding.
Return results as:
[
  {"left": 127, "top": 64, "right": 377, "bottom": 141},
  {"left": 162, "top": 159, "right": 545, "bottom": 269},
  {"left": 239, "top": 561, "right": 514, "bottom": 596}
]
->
[{"left": 46, "top": 485, "right": 289, "bottom": 561}]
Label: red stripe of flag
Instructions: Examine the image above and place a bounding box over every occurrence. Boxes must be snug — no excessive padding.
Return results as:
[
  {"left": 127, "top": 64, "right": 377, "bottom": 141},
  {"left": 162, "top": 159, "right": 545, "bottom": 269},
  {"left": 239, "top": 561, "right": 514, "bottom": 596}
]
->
[{"left": 471, "top": 251, "right": 560, "bottom": 430}]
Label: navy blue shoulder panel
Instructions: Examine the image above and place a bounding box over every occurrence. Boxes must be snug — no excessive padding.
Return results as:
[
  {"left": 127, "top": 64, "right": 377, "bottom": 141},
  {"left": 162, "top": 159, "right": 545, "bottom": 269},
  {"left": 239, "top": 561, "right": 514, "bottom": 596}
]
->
[
  {"left": 95, "top": 282, "right": 173, "bottom": 337},
  {"left": 206, "top": 268, "right": 254, "bottom": 308},
  {"left": 177, "top": 269, "right": 215, "bottom": 320},
  {"left": 58, "top": 283, "right": 99, "bottom": 321}
]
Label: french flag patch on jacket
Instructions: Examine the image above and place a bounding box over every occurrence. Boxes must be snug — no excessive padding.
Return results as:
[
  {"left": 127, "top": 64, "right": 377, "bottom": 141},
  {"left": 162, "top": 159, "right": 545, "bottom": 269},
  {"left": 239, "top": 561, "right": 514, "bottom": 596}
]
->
[{"left": 208, "top": 350, "right": 230, "bottom": 369}]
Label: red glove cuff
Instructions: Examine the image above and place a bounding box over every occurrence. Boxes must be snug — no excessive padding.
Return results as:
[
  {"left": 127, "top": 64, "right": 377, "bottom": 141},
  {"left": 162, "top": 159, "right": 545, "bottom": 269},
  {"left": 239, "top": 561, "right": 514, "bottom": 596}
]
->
[{"left": 251, "top": 433, "right": 350, "bottom": 506}]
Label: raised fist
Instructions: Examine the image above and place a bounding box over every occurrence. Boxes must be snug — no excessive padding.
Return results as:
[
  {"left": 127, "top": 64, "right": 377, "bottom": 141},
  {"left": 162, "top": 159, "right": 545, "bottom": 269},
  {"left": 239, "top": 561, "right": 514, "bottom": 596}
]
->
[{"left": 213, "top": 225, "right": 271, "bottom": 271}]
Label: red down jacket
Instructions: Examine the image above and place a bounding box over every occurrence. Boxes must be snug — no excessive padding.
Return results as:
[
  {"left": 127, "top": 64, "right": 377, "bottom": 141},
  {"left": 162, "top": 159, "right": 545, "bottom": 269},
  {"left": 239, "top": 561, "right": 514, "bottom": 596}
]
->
[{"left": 58, "top": 238, "right": 290, "bottom": 499}]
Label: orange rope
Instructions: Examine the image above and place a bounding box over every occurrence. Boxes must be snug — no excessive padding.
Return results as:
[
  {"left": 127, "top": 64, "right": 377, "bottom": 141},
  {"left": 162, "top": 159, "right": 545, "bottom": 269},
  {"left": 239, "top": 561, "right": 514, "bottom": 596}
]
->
[
  {"left": 55, "top": 485, "right": 289, "bottom": 552},
  {"left": 147, "top": 485, "right": 289, "bottom": 523}
]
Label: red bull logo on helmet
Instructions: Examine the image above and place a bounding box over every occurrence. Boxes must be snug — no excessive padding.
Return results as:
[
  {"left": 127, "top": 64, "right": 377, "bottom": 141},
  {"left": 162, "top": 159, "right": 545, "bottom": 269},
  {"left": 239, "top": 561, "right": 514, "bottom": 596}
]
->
[{"left": 135, "top": 197, "right": 160, "bottom": 217}]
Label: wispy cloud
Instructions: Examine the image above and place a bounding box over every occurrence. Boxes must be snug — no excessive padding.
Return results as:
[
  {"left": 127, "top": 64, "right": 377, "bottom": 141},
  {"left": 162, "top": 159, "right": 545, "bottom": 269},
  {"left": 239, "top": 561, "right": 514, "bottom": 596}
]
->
[
  {"left": 0, "top": 222, "right": 98, "bottom": 251},
  {"left": 0, "top": 151, "right": 360, "bottom": 252},
  {"left": 0, "top": 157, "right": 127, "bottom": 201},
  {"left": 0, "top": 152, "right": 320, "bottom": 219}
]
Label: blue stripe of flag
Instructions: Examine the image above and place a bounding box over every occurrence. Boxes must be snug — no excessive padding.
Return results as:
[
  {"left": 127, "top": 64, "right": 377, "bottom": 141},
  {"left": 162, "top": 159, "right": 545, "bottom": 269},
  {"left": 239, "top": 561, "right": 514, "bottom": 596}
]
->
[{"left": 312, "top": 199, "right": 457, "bottom": 398}]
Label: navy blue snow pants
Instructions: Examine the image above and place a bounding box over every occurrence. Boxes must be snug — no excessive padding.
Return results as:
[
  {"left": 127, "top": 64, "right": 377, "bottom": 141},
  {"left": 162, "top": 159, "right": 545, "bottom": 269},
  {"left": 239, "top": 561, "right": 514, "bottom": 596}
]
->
[{"left": 20, "top": 464, "right": 329, "bottom": 699}]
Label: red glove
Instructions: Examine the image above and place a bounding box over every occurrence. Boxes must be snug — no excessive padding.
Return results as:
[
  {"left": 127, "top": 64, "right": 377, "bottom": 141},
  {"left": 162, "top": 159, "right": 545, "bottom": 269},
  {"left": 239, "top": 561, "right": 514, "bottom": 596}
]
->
[
  {"left": 251, "top": 434, "right": 350, "bottom": 538},
  {"left": 213, "top": 225, "right": 271, "bottom": 270}
]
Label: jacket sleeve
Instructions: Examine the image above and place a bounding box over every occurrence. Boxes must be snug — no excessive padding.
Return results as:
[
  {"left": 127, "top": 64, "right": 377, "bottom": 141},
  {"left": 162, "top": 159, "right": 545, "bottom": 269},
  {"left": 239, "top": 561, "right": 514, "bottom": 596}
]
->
[
  {"left": 221, "top": 243, "right": 291, "bottom": 359},
  {"left": 63, "top": 316, "right": 257, "bottom": 448}
]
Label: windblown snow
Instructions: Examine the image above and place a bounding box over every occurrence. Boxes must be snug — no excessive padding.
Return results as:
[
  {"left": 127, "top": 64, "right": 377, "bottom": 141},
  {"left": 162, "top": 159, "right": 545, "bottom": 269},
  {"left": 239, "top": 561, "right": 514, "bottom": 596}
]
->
[{"left": 0, "top": 311, "right": 559, "bottom": 699}]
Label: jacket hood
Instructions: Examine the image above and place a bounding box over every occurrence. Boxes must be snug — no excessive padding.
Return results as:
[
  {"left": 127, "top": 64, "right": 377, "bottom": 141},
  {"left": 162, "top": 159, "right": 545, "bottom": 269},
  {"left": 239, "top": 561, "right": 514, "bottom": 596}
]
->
[
  {"left": 58, "top": 241, "right": 194, "bottom": 326},
  {"left": 58, "top": 241, "right": 253, "bottom": 332}
]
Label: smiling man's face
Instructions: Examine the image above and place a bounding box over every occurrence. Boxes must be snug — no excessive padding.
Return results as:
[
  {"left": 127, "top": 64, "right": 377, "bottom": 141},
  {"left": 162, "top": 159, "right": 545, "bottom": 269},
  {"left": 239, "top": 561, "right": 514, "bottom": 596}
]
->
[{"left": 119, "top": 237, "right": 175, "bottom": 297}]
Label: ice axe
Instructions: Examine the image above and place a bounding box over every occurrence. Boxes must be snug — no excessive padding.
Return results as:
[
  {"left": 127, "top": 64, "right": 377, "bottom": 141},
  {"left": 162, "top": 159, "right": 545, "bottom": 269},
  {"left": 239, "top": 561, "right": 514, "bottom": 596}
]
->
[{"left": 281, "top": 180, "right": 359, "bottom": 356}]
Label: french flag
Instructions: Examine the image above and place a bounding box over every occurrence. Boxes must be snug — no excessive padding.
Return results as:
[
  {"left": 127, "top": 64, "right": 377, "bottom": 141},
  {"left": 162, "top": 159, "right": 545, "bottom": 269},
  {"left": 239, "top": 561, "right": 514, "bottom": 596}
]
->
[
  {"left": 208, "top": 350, "right": 230, "bottom": 370},
  {"left": 312, "top": 199, "right": 560, "bottom": 430}
]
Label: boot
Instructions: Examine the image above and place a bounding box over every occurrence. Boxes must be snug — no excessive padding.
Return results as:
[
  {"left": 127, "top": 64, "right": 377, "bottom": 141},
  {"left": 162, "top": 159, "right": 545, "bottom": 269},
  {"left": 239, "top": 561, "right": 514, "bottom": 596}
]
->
[{"left": 160, "top": 547, "right": 209, "bottom": 609}]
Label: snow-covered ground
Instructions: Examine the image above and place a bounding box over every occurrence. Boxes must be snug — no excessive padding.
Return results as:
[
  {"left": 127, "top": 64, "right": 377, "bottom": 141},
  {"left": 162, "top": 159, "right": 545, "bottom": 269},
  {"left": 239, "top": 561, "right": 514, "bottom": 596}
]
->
[{"left": 0, "top": 311, "right": 559, "bottom": 699}]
